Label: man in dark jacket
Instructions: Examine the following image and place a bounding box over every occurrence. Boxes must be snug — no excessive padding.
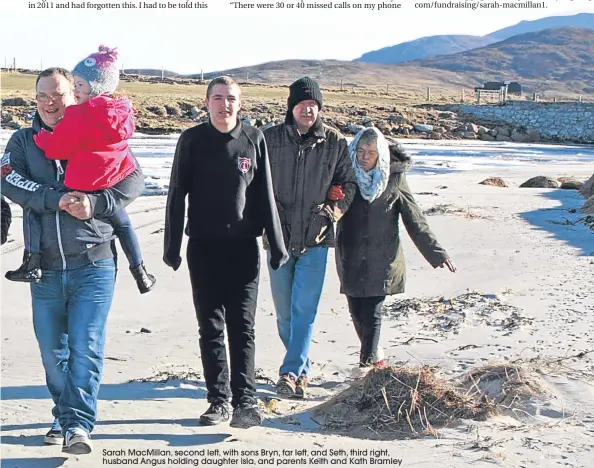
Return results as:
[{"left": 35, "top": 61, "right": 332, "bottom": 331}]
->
[
  {"left": 1, "top": 68, "right": 145, "bottom": 454},
  {"left": 1, "top": 196, "right": 11, "bottom": 245},
  {"left": 164, "top": 76, "right": 288, "bottom": 428},
  {"left": 263, "top": 77, "right": 356, "bottom": 399}
]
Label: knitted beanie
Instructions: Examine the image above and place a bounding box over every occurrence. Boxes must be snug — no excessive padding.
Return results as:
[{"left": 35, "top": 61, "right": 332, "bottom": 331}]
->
[
  {"left": 288, "top": 77, "right": 323, "bottom": 114},
  {"left": 72, "top": 45, "right": 120, "bottom": 95}
]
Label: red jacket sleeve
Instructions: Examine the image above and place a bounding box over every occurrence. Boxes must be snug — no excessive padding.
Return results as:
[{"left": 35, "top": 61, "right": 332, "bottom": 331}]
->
[{"left": 33, "top": 106, "right": 86, "bottom": 160}]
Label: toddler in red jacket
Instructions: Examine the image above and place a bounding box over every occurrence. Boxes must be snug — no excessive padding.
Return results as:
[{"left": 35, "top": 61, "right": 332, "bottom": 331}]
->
[{"left": 6, "top": 46, "right": 156, "bottom": 294}]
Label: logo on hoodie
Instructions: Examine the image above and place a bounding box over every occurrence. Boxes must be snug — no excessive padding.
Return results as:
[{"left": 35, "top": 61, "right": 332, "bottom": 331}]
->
[{"left": 237, "top": 157, "right": 251, "bottom": 174}]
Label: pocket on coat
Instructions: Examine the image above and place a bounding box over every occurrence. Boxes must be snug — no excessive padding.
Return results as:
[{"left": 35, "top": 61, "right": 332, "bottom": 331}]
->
[{"left": 304, "top": 208, "right": 332, "bottom": 246}]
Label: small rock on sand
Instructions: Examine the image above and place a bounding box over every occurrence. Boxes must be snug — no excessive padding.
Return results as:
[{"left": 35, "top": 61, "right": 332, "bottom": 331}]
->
[{"left": 479, "top": 177, "right": 507, "bottom": 188}]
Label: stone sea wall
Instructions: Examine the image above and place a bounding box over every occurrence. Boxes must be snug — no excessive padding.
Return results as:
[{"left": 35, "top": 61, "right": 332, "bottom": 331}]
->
[{"left": 446, "top": 101, "right": 594, "bottom": 143}]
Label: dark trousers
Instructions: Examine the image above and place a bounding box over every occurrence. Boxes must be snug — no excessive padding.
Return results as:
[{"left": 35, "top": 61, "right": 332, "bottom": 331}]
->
[
  {"left": 110, "top": 209, "right": 143, "bottom": 268},
  {"left": 24, "top": 208, "right": 142, "bottom": 269},
  {"left": 346, "top": 295, "right": 385, "bottom": 366},
  {"left": 186, "top": 237, "right": 260, "bottom": 408}
]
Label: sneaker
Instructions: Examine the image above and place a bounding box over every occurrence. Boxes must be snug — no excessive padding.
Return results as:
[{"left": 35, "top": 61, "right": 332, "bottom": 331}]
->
[
  {"left": 43, "top": 419, "right": 63, "bottom": 445},
  {"left": 230, "top": 401, "right": 263, "bottom": 429},
  {"left": 62, "top": 427, "right": 92, "bottom": 455},
  {"left": 275, "top": 374, "right": 296, "bottom": 398},
  {"left": 130, "top": 262, "right": 156, "bottom": 294},
  {"left": 294, "top": 375, "right": 309, "bottom": 399},
  {"left": 5, "top": 252, "right": 42, "bottom": 283},
  {"left": 199, "top": 401, "right": 230, "bottom": 426}
]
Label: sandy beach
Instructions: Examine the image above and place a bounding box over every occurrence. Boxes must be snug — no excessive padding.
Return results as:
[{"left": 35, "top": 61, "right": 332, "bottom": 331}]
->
[{"left": 1, "top": 153, "right": 593, "bottom": 467}]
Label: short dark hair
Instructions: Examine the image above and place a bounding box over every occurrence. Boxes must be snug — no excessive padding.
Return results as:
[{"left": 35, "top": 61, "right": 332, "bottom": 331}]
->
[
  {"left": 206, "top": 76, "right": 240, "bottom": 99},
  {"left": 35, "top": 67, "right": 73, "bottom": 87},
  {"left": 357, "top": 128, "right": 379, "bottom": 148}
]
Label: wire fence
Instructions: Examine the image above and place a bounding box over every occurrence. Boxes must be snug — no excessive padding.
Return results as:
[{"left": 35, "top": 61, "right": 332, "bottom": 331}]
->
[{"left": 3, "top": 64, "right": 592, "bottom": 105}]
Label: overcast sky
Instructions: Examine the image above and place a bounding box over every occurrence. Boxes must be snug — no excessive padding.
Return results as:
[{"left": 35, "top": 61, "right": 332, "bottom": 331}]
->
[{"left": 2, "top": 0, "right": 593, "bottom": 74}]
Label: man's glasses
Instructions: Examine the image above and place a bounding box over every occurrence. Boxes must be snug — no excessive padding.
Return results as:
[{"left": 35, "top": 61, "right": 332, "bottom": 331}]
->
[{"left": 36, "top": 93, "right": 67, "bottom": 102}]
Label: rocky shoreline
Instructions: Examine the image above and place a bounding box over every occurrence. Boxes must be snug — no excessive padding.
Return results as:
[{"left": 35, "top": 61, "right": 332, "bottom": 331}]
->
[{"left": 0, "top": 96, "right": 582, "bottom": 145}]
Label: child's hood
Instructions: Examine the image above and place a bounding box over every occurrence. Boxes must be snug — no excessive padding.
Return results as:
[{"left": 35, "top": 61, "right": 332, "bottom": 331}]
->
[{"left": 87, "top": 95, "right": 136, "bottom": 141}]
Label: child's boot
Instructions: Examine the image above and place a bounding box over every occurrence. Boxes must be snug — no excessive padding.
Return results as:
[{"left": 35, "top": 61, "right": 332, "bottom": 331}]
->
[
  {"left": 130, "top": 262, "right": 156, "bottom": 294},
  {"left": 5, "top": 251, "right": 42, "bottom": 283}
]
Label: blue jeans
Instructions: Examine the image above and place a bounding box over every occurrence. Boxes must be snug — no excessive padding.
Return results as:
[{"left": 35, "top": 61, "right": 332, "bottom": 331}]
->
[
  {"left": 30, "top": 259, "right": 116, "bottom": 434},
  {"left": 267, "top": 247, "right": 328, "bottom": 379}
]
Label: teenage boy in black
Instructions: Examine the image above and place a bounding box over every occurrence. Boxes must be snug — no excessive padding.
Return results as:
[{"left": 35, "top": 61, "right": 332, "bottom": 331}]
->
[{"left": 164, "top": 76, "right": 288, "bottom": 428}]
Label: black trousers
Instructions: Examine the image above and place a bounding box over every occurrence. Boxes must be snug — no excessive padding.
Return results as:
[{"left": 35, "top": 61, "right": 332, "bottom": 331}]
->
[
  {"left": 346, "top": 295, "right": 385, "bottom": 366},
  {"left": 187, "top": 237, "right": 260, "bottom": 407}
]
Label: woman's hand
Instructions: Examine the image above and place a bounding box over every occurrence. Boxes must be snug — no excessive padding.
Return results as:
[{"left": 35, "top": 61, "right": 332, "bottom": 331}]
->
[
  {"left": 327, "top": 185, "right": 345, "bottom": 201},
  {"left": 438, "top": 258, "right": 457, "bottom": 272}
]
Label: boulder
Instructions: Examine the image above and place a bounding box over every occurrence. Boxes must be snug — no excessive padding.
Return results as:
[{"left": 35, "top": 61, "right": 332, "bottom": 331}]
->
[
  {"left": 511, "top": 130, "right": 527, "bottom": 143},
  {"left": 557, "top": 177, "right": 583, "bottom": 190},
  {"left": 414, "top": 124, "right": 434, "bottom": 133},
  {"left": 388, "top": 114, "right": 408, "bottom": 125},
  {"left": 2, "top": 97, "right": 29, "bottom": 106},
  {"left": 462, "top": 132, "right": 476, "bottom": 139},
  {"left": 165, "top": 104, "right": 181, "bottom": 117},
  {"left": 525, "top": 130, "right": 541, "bottom": 143},
  {"left": 178, "top": 102, "right": 195, "bottom": 112},
  {"left": 480, "top": 133, "right": 495, "bottom": 142},
  {"left": 519, "top": 176, "right": 560, "bottom": 188},
  {"left": 1, "top": 111, "right": 12, "bottom": 124},
  {"left": 376, "top": 122, "right": 392, "bottom": 134},
  {"left": 580, "top": 173, "right": 594, "bottom": 198},
  {"left": 479, "top": 177, "right": 507, "bottom": 187},
  {"left": 496, "top": 134, "right": 512, "bottom": 142},
  {"left": 347, "top": 123, "right": 366, "bottom": 134},
  {"left": 465, "top": 123, "right": 478, "bottom": 133},
  {"left": 581, "top": 195, "right": 594, "bottom": 214},
  {"left": 6, "top": 120, "right": 23, "bottom": 130},
  {"left": 496, "top": 126, "right": 511, "bottom": 137},
  {"left": 146, "top": 105, "right": 166, "bottom": 116},
  {"left": 477, "top": 126, "right": 489, "bottom": 135}
]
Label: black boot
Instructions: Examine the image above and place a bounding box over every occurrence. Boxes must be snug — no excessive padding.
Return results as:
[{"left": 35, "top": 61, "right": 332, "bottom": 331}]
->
[
  {"left": 130, "top": 262, "right": 156, "bottom": 294},
  {"left": 5, "top": 251, "right": 42, "bottom": 283}
]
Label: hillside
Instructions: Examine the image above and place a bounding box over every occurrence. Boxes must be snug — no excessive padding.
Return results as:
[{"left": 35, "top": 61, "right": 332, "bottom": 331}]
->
[
  {"left": 355, "top": 13, "right": 594, "bottom": 65},
  {"left": 354, "top": 35, "right": 497, "bottom": 64},
  {"left": 412, "top": 27, "right": 594, "bottom": 93},
  {"left": 488, "top": 12, "right": 594, "bottom": 40},
  {"left": 196, "top": 59, "right": 479, "bottom": 91}
]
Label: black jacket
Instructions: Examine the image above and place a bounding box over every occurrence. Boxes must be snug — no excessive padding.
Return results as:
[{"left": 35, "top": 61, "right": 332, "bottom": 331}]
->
[
  {"left": 336, "top": 144, "right": 449, "bottom": 297},
  {"left": 1, "top": 113, "right": 145, "bottom": 269},
  {"left": 163, "top": 120, "right": 288, "bottom": 270},
  {"left": 263, "top": 117, "right": 356, "bottom": 254},
  {"left": 1, "top": 196, "right": 11, "bottom": 245}
]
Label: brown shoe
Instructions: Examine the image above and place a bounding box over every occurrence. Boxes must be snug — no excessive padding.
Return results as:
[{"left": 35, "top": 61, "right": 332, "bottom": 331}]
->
[
  {"left": 295, "top": 375, "right": 309, "bottom": 399},
  {"left": 276, "top": 374, "right": 296, "bottom": 398}
]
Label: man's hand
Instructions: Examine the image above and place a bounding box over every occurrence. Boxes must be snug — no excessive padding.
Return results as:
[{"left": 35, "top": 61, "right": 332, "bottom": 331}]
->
[
  {"left": 59, "top": 191, "right": 92, "bottom": 220},
  {"left": 438, "top": 258, "right": 457, "bottom": 272},
  {"left": 327, "top": 185, "right": 345, "bottom": 201}
]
